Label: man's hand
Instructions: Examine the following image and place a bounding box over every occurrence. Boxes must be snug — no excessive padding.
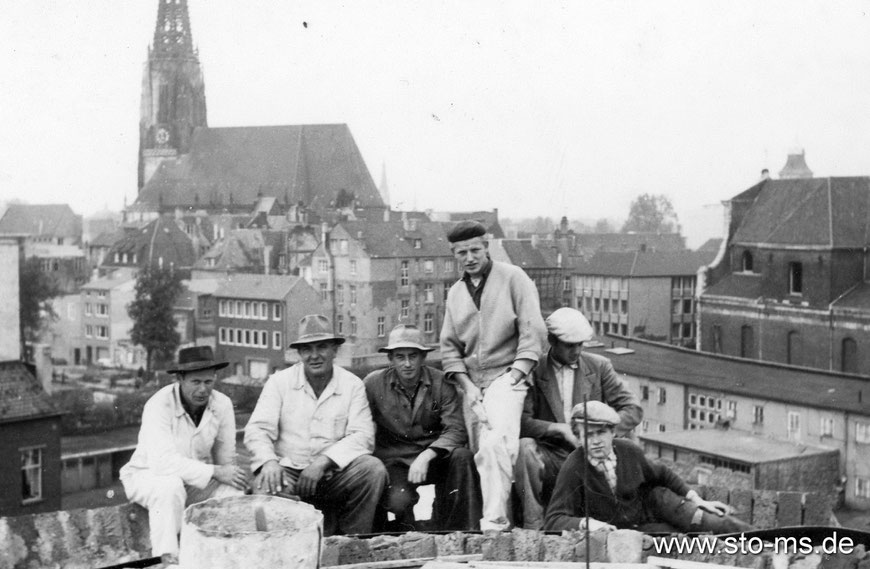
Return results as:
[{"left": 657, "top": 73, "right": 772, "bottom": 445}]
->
[
  {"left": 582, "top": 517, "right": 616, "bottom": 532},
  {"left": 295, "top": 456, "right": 333, "bottom": 498},
  {"left": 687, "top": 490, "right": 731, "bottom": 517},
  {"left": 214, "top": 464, "right": 249, "bottom": 491},
  {"left": 408, "top": 449, "right": 437, "bottom": 484},
  {"left": 254, "top": 460, "right": 289, "bottom": 495},
  {"left": 456, "top": 373, "right": 482, "bottom": 403},
  {"left": 546, "top": 422, "right": 580, "bottom": 447},
  {"left": 509, "top": 368, "right": 532, "bottom": 387}
]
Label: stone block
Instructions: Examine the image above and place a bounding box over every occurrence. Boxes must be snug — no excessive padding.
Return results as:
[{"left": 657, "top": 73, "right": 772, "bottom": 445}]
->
[
  {"left": 574, "top": 530, "right": 608, "bottom": 562},
  {"left": 320, "top": 535, "right": 349, "bottom": 567},
  {"left": 752, "top": 490, "right": 778, "bottom": 529},
  {"left": 399, "top": 532, "right": 436, "bottom": 559},
  {"left": 706, "top": 486, "right": 730, "bottom": 505},
  {"left": 336, "top": 535, "right": 372, "bottom": 565},
  {"left": 0, "top": 517, "right": 29, "bottom": 569},
  {"left": 776, "top": 492, "right": 803, "bottom": 527},
  {"left": 730, "top": 489, "right": 755, "bottom": 525},
  {"left": 434, "top": 532, "right": 466, "bottom": 556},
  {"left": 511, "top": 528, "right": 543, "bottom": 561},
  {"left": 464, "top": 533, "right": 486, "bottom": 554},
  {"left": 542, "top": 534, "right": 576, "bottom": 562},
  {"left": 803, "top": 493, "right": 833, "bottom": 526},
  {"left": 368, "top": 534, "right": 403, "bottom": 562},
  {"left": 607, "top": 529, "right": 644, "bottom": 563},
  {"left": 481, "top": 531, "right": 513, "bottom": 561}
]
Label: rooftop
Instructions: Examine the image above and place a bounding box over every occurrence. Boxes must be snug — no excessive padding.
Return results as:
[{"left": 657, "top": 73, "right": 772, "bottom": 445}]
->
[
  {"left": 0, "top": 361, "right": 62, "bottom": 423},
  {"left": 574, "top": 249, "right": 716, "bottom": 277},
  {"left": 215, "top": 273, "right": 305, "bottom": 300}
]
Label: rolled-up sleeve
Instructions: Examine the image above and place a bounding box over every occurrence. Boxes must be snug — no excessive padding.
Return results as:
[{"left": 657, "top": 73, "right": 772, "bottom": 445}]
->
[
  {"left": 244, "top": 374, "right": 283, "bottom": 473},
  {"left": 141, "top": 400, "right": 214, "bottom": 489},
  {"left": 322, "top": 380, "right": 375, "bottom": 469}
]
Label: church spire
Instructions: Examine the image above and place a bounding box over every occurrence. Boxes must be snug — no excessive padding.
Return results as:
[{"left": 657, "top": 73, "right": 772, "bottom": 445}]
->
[{"left": 152, "top": 0, "right": 196, "bottom": 59}]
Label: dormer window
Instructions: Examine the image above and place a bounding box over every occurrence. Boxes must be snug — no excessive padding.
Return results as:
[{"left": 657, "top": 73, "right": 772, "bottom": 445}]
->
[
  {"left": 741, "top": 251, "right": 753, "bottom": 272},
  {"left": 789, "top": 262, "right": 803, "bottom": 295}
]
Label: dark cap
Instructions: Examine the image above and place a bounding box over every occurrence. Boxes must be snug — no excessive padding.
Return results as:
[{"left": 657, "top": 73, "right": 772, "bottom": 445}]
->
[
  {"left": 167, "top": 346, "right": 228, "bottom": 375},
  {"left": 447, "top": 220, "right": 487, "bottom": 243}
]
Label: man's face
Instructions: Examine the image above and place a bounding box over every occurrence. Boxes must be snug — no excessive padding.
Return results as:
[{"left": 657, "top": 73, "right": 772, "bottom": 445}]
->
[
  {"left": 388, "top": 348, "right": 425, "bottom": 382},
  {"left": 179, "top": 368, "right": 217, "bottom": 411},
  {"left": 550, "top": 336, "right": 583, "bottom": 367},
  {"left": 575, "top": 423, "right": 615, "bottom": 460},
  {"left": 452, "top": 236, "right": 489, "bottom": 278},
  {"left": 298, "top": 340, "right": 338, "bottom": 381}
]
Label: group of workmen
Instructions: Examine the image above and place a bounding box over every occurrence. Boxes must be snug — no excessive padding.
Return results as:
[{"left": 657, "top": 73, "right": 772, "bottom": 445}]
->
[{"left": 119, "top": 221, "right": 751, "bottom": 565}]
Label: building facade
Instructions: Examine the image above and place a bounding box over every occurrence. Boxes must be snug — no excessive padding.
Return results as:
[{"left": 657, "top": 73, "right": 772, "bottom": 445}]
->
[{"left": 79, "top": 269, "right": 144, "bottom": 368}]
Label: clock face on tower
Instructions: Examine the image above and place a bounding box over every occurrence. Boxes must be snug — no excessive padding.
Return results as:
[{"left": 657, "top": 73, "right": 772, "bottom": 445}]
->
[{"left": 155, "top": 128, "right": 170, "bottom": 145}]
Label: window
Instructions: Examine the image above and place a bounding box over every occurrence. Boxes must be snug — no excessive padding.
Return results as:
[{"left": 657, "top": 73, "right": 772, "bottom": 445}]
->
[
  {"left": 252, "top": 302, "right": 259, "bottom": 319},
  {"left": 642, "top": 421, "right": 649, "bottom": 432},
  {"left": 594, "top": 298, "right": 600, "bottom": 312},
  {"left": 350, "top": 316, "right": 357, "bottom": 336},
  {"left": 690, "top": 394, "right": 697, "bottom": 405},
  {"left": 857, "top": 422, "right": 870, "bottom": 443},
  {"left": 85, "top": 325, "right": 93, "bottom": 337},
  {"left": 424, "top": 283, "right": 434, "bottom": 304},
  {"left": 424, "top": 260, "right": 434, "bottom": 273},
  {"left": 273, "top": 331, "right": 282, "bottom": 350},
  {"left": 21, "top": 447, "right": 43, "bottom": 503},
  {"left": 690, "top": 409, "right": 697, "bottom": 419},
  {"left": 244, "top": 330, "right": 252, "bottom": 346},
  {"left": 227, "top": 329, "right": 235, "bottom": 344},
  {"left": 227, "top": 301, "right": 235, "bottom": 317},
  {"left": 753, "top": 405, "right": 764, "bottom": 425},
  {"left": 336, "top": 284, "right": 344, "bottom": 306},
  {"left": 350, "top": 260, "right": 358, "bottom": 275},
  {"left": 339, "top": 239, "right": 348, "bottom": 254},
  {"left": 641, "top": 386, "right": 649, "bottom": 401},
  {"left": 620, "top": 300, "right": 628, "bottom": 314},
  {"left": 318, "top": 259, "right": 328, "bottom": 273},
  {"left": 712, "top": 324, "right": 723, "bottom": 354},
  {"left": 414, "top": 239, "right": 422, "bottom": 249},
  {"left": 563, "top": 276, "right": 571, "bottom": 292},
  {"left": 424, "top": 313, "right": 434, "bottom": 333},
  {"left": 603, "top": 299, "right": 611, "bottom": 313},
  {"left": 219, "top": 300, "right": 227, "bottom": 316},
  {"left": 400, "top": 261, "right": 409, "bottom": 286},
  {"left": 726, "top": 400, "right": 737, "bottom": 420},
  {"left": 244, "top": 301, "right": 251, "bottom": 318},
  {"left": 98, "top": 291, "right": 107, "bottom": 299},
  {"left": 320, "top": 283, "right": 328, "bottom": 301},
  {"left": 273, "top": 303, "right": 282, "bottom": 321},
  {"left": 657, "top": 388, "right": 667, "bottom": 405},
  {"left": 349, "top": 285, "right": 357, "bottom": 305},
  {"left": 857, "top": 478, "right": 870, "bottom": 499},
  {"left": 84, "top": 303, "right": 93, "bottom": 316},
  {"left": 682, "top": 299, "right": 693, "bottom": 314},
  {"left": 401, "top": 299, "right": 410, "bottom": 319},
  {"left": 658, "top": 424, "right": 666, "bottom": 432},
  {"left": 337, "top": 315, "right": 344, "bottom": 334},
  {"left": 96, "top": 326, "right": 108, "bottom": 339},
  {"left": 820, "top": 417, "right": 834, "bottom": 438},
  {"left": 445, "top": 259, "right": 454, "bottom": 273},
  {"left": 789, "top": 262, "right": 803, "bottom": 294},
  {"left": 260, "top": 302, "right": 267, "bottom": 320},
  {"left": 842, "top": 337, "right": 858, "bottom": 374},
  {"left": 377, "top": 317, "right": 385, "bottom": 337},
  {"left": 787, "top": 411, "right": 801, "bottom": 438},
  {"left": 741, "top": 250, "right": 754, "bottom": 272}
]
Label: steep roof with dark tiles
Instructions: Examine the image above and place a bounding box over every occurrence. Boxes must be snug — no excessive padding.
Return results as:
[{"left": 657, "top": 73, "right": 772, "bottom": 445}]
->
[{"left": 0, "top": 361, "right": 61, "bottom": 423}]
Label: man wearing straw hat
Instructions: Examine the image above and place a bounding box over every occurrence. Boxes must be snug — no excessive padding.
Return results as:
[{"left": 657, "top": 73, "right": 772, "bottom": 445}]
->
[
  {"left": 120, "top": 346, "right": 248, "bottom": 566},
  {"left": 515, "top": 307, "right": 642, "bottom": 529},
  {"left": 544, "top": 401, "right": 752, "bottom": 534},
  {"left": 440, "top": 219, "right": 548, "bottom": 531},
  {"left": 245, "top": 314, "right": 387, "bottom": 536},
  {"left": 364, "top": 324, "right": 482, "bottom": 531}
]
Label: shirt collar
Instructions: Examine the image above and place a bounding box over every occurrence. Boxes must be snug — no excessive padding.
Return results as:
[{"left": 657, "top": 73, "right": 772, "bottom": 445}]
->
[
  {"left": 550, "top": 355, "right": 578, "bottom": 371},
  {"left": 461, "top": 255, "right": 493, "bottom": 283},
  {"left": 172, "top": 382, "right": 212, "bottom": 419},
  {"left": 290, "top": 362, "right": 342, "bottom": 395},
  {"left": 386, "top": 366, "right": 431, "bottom": 390}
]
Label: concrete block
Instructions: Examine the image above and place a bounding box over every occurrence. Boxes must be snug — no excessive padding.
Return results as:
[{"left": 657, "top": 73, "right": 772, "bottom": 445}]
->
[
  {"left": 368, "top": 534, "right": 403, "bottom": 562},
  {"left": 730, "top": 489, "right": 755, "bottom": 525},
  {"left": 706, "top": 486, "right": 730, "bottom": 505},
  {"left": 336, "top": 536, "right": 372, "bottom": 565},
  {"left": 511, "top": 528, "right": 543, "bottom": 561},
  {"left": 574, "top": 530, "right": 608, "bottom": 562},
  {"left": 320, "top": 535, "right": 349, "bottom": 567},
  {"left": 607, "top": 529, "right": 644, "bottom": 563},
  {"left": 481, "top": 531, "right": 513, "bottom": 561},
  {"left": 464, "top": 533, "right": 486, "bottom": 554},
  {"left": 776, "top": 492, "right": 803, "bottom": 527},
  {"left": 542, "top": 534, "right": 576, "bottom": 562},
  {"left": 752, "top": 490, "right": 778, "bottom": 529},
  {"left": 399, "top": 532, "right": 436, "bottom": 559},
  {"left": 434, "top": 532, "right": 466, "bottom": 556},
  {"left": 803, "top": 493, "right": 833, "bottom": 526}
]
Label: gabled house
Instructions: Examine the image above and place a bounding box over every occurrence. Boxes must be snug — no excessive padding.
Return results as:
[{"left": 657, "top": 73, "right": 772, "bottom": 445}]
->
[
  {"left": 0, "top": 204, "right": 82, "bottom": 246},
  {"left": 101, "top": 217, "right": 199, "bottom": 275}
]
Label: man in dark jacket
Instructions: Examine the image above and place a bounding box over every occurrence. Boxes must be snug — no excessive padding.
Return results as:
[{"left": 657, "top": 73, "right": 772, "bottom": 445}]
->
[
  {"left": 364, "top": 325, "right": 481, "bottom": 531},
  {"left": 544, "top": 401, "right": 752, "bottom": 534},
  {"left": 515, "top": 307, "right": 643, "bottom": 529}
]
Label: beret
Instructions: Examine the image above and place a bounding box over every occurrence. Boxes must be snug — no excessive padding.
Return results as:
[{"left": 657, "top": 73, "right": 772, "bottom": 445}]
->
[
  {"left": 570, "top": 400, "right": 621, "bottom": 426},
  {"left": 546, "top": 307, "right": 594, "bottom": 343},
  {"left": 447, "top": 220, "right": 487, "bottom": 243}
]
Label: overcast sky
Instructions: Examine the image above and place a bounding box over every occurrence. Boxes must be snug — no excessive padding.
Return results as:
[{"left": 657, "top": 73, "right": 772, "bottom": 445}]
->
[{"left": 2, "top": 1, "right": 870, "bottom": 246}]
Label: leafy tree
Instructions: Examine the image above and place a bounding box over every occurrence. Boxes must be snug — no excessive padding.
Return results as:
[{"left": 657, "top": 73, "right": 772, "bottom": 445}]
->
[
  {"left": 19, "top": 257, "right": 61, "bottom": 349},
  {"left": 594, "top": 218, "right": 615, "bottom": 233},
  {"left": 128, "top": 265, "right": 183, "bottom": 372},
  {"left": 621, "top": 193, "right": 679, "bottom": 233}
]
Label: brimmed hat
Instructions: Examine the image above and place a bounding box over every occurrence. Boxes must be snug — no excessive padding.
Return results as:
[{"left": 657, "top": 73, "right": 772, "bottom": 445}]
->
[
  {"left": 447, "top": 220, "right": 487, "bottom": 243},
  {"left": 546, "top": 307, "right": 595, "bottom": 343},
  {"left": 570, "top": 401, "right": 621, "bottom": 426},
  {"left": 289, "top": 314, "right": 345, "bottom": 348},
  {"left": 167, "top": 346, "right": 228, "bottom": 374},
  {"left": 378, "top": 324, "right": 435, "bottom": 353}
]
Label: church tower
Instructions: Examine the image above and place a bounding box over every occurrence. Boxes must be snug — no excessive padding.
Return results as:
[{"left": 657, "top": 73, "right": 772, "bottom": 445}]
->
[{"left": 138, "top": 0, "right": 207, "bottom": 190}]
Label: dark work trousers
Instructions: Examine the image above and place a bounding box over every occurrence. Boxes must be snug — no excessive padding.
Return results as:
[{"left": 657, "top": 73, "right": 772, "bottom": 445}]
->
[
  {"left": 259, "top": 455, "right": 387, "bottom": 536},
  {"left": 513, "top": 437, "right": 572, "bottom": 529},
  {"left": 375, "top": 447, "right": 482, "bottom": 531}
]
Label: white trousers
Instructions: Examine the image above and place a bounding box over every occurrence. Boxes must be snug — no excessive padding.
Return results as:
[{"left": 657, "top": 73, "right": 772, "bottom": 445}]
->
[
  {"left": 122, "top": 471, "right": 243, "bottom": 556},
  {"left": 465, "top": 371, "right": 528, "bottom": 531}
]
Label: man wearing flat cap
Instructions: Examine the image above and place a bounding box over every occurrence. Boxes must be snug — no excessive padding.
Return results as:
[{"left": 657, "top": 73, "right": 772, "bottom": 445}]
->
[
  {"left": 245, "top": 314, "right": 387, "bottom": 536},
  {"left": 515, "top": 307, "right": 642, "bottom": 529},
  {"left": 440, "top": 219, "right": 548, "bottom": 531},
  {"left": 364, "top": 324, "right": 481, "bottom": 531},
  {"left": 120, "top": 346, "right": 248, "bottom": 565},
  {"left": 544, "top": 401, "right": 752, "bottom": 534}
]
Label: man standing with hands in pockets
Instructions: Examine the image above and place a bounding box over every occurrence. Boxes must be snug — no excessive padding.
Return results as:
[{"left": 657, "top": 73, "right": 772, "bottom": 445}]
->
[{"left": 440, "top": 220, "right": 547, "bottom": 531}]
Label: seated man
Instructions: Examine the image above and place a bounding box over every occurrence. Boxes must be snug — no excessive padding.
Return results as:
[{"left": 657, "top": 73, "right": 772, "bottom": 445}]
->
[
  {"left": 245, "top": 314, "right": 387, "bottom": 536},
  {"left": 364, "top": 324, "right": 481, "bottom": 531},
  {"left": 120, "top": 346, "right": 248, "bottom": 565},
  {"left": 544, "top": 401, "right": 753, "bottom": 534},
  {"left": 515, "top": 308, "right": 642, "bottom": 529}
]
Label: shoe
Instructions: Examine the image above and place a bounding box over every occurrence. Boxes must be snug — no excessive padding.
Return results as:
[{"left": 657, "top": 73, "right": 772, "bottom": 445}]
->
[{"left": 160, "top": 552, "right": 179, "bottom": 567}]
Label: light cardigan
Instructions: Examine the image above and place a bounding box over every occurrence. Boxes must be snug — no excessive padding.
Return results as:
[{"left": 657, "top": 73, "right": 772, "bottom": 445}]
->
[{"left": 440, "top": 260, "right": 547, "bottom": 380}]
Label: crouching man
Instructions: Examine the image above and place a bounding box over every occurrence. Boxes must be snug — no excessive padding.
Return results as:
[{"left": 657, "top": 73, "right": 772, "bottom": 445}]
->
[
  {"left": 544, "top": 401, "right": 753, "bottom": 534},
  {"left": 245, "top": 314, "right": 387, "bottom": 535},
  {"left": 364, "top": 325, "right": 482, "bottom": 531},
  {"left": 120, "top": 346, "right": 248, "bottom": 565}
]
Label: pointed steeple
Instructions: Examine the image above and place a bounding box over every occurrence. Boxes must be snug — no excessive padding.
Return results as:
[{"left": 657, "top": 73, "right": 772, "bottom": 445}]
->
[
  {"left": 378, "top": 162, "right": 391, "bottom": 207},
  {"left": 152, "top": 0, "right": 196, "bottom": 59}
]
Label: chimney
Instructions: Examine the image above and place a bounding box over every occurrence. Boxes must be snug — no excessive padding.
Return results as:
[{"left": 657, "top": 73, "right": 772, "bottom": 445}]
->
[
  {"left": 531, "top": 234, "right": 539, "bottom": 248},
  {"left": 560, "top": 216, "right": 568, "bottom": 233},
  {"left": 383, "top": 208, "right": 390, "bottom": 222},
  {"left": 760, "top": 168, "right": 770, "bottom": 181},
  {"left": 556, "top": 252, "right": 562, "bottom": 268},
  {"left": 263, "top": 245, "right": 272, "bottom": 275}
]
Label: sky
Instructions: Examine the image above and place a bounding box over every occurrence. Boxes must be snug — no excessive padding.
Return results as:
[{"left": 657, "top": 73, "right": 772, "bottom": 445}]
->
[{"left": 2, "top": 1, "right": 870, "bottom": 247}]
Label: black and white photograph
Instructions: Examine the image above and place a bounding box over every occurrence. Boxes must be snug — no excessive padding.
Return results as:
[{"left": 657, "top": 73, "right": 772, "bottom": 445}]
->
[{"left": 1, "top": 1, "right": 869, "bottom": 567}]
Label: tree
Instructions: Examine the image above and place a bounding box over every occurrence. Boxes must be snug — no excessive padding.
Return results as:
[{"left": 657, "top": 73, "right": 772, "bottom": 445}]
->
[
  {"left": 128, "top": 265, "right": 183, "bottom": 372},
  {"left": 19, "top": 257, "right": 61, "bottom": 351},
  {"left": 621, "top": 193, "right": 679, "bottom": 233},
  {"left": 594, "top": 218, "right": 615, "bottom": 233}
]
